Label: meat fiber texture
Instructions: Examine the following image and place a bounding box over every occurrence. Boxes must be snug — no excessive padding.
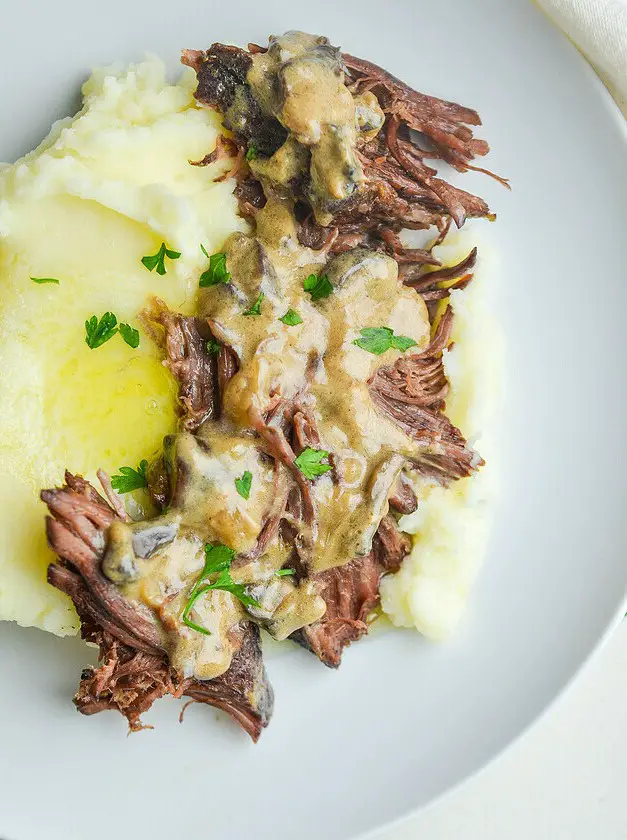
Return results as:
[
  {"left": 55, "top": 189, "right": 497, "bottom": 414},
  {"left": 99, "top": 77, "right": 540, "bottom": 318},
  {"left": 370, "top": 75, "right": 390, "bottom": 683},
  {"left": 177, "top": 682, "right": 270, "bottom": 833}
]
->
[
  {"left": 0, "top": 59, "right": 246, "bottom": 635},
  {"left": 381, "top": 229, "right": 503, "bottom": 639}
]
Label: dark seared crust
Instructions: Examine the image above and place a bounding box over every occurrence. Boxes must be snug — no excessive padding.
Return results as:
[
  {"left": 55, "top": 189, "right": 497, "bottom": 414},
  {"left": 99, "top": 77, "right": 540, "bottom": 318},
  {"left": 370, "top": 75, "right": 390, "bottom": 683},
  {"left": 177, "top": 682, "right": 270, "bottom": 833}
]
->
[{"left": 185, "top": 43, "right": 287, "bottom": 156}]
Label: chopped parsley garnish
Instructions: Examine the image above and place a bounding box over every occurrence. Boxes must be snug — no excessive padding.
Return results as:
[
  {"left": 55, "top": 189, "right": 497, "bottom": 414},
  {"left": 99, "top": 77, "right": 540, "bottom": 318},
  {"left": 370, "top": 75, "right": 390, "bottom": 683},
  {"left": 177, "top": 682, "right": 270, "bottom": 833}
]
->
[
  {"left": 275, "top": 568, "right": 296, "bottom": 577},
  {"left": 235, "top": 470, "right": 252, "bottom": 500},
  {"left": 119, "top": 323, "right": 140, "bottom": 349},
  {"left": 31, "top": 277, "right": 60, "bottom": 285},
  {"left": 352, "top": 327, "right": 417, "bottom": 356},
  {"left": 294, "top": 447, "right": 332, "bottom": 480},
  {"left": 199, "top": 252, "right": 231, "bottom": 287},
  {"left": 206, "top": 338, "right": 221, "bottom": 355},
  {"left": 303, "top": 272, "right": 333, "bottom": 301},
  {"left": 279, "top": 308, "right": 303, "bottom": 326},
  {"left": 182, "top": 543, "right": 261, "bottom": 635},
  {"left": 245, "top": 145, "right": 258, "bottom": 161},
  {"left": 111, "top": 460, "right": 148, "bottom": 494},
  {"left": 243, "top": 292, "right": 264, "bottom": 317},
  {"left": 141, "top": 242, "right": 181, "bottom": 275},
  {"left": 85, "top": 312, "right": 118, "bottom": 349}
]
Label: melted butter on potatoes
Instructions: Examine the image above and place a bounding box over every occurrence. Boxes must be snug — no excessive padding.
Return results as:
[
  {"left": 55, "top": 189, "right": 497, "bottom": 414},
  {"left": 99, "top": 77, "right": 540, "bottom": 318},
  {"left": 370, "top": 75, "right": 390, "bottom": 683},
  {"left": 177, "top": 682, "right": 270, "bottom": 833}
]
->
[{"left": 0, "top": 59, "right": 246, "bottom": 635}]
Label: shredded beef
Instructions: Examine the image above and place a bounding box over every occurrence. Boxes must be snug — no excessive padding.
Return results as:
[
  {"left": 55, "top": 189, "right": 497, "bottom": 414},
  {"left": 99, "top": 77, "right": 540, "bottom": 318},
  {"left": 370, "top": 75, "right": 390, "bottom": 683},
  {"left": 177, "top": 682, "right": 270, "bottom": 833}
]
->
[
  {"left": 388, "top": 472, "right": 418, "bottom": 515},
  {"left": 43, "top": 475, "right": 274, "bottom": 740},
  {"left": 292, "top": 553, "right": 381, "bottom": 668},
  {"left": 182, "top": 40, "right": 505, "bottom": 259},
  {"left": 42, "top": 475, "right": 163, "bottom": 654},
  {"left": 373, "top": 515, "right": 412, "bottom": 573},
  {"left": 142, "top": 299, "right": 219, "bottom": 431},
  {"left": 184, "top": 43, "right": 287, "bottom": 156}
]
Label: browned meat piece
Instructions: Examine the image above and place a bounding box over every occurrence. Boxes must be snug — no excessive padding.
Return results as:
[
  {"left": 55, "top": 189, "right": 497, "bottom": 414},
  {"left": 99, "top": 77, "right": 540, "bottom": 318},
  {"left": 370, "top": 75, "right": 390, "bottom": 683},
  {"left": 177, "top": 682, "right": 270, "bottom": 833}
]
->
[
  {"left": 75, "top": 607, "right": 272, "bottom": 741},
  {"left": 183, "top": 623, "right": 274, "bottom": 741},
  {"left": 217, "top": 344, "right": 239, "bottom": 397},
  {"left": 43, "top": 475, "right": 274, "bottom": 740},
  {"left": 388, "top": 472, "right": 418, "bottom": 514},
  {"left": 292, "top": 553, "right": 381, "bottom": 668},
  {"left": 190, "top": 134, "right": 247, "bottom": 183},
  {"left": 145, "top": 455, "right": 170, "bottom": 510},
  {"left": 370, "top": 306, "right": 454, "bottom": 411},
  {"left": 233, "top": 177, "right": 267, "bottom": 219},
  {"left": 368, "top": 306, "right": 482, "bottom": 483},
  {"left": 371, "top": 389, "right": 480, "bottom": 483},
  {"left": 401, "top": 247, "right": 477, "bottom": 292},
  {"left": 373, "top": 515, "right": 412, "bottom": 573},
  {"left": 183, "top": 39, "right": 506, "bottom": 253},
  {"left": 292, "top": 512, "right": 411, "bottom": 667},
  {"left": 184, "top": 43, "right": 287, "bottom": 156},
  {"left": 142, "top": 299, "right": 218, "bottom": 431},
  {"left": 42, "top": 475, "right": 163, "bottom": 654}
]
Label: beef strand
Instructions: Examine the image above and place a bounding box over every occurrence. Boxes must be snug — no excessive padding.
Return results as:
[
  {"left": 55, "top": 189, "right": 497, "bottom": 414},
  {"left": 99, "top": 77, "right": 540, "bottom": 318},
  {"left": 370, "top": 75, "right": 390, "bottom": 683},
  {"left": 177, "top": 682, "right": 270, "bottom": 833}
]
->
[
  {"left": 142, "top": 299, "right": 219, "bottom": 431},
  {"left": 43, "top": 475, "right": 274, "bottom": 740}
]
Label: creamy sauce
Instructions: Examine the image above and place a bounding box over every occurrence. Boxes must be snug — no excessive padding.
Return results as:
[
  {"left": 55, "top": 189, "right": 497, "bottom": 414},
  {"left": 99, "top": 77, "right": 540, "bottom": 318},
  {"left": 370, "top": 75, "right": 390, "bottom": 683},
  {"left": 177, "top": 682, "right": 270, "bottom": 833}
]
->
[
  {"left": 101, "top": 197, "right": 430, "bottom": 679},
  {"left": 99, "top": 39, "right": 430, "bottom": 680},
  {"left": 246, "top": 31, "right": 384, "bottom": 224}
]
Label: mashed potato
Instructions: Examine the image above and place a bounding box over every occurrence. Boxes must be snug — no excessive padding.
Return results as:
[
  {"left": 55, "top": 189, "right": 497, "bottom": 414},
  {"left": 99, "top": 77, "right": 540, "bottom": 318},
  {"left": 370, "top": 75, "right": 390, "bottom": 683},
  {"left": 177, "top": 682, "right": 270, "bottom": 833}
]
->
[
  {"left": 380, "top": 231, "right": 502, "bottom": 639},
  {"left": 0, "top": 58, "right": 498, "bottom": 645},
  {"left": 0, "top": 59, "right": 246, "bottom": 635}
]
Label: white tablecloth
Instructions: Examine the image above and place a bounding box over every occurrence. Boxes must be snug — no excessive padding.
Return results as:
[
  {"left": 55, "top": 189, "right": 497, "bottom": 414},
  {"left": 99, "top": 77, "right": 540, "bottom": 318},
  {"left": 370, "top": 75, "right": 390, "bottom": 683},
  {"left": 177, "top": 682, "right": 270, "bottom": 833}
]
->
[{"left": 375, "top": 623, "right": 627, "bottom": 840}]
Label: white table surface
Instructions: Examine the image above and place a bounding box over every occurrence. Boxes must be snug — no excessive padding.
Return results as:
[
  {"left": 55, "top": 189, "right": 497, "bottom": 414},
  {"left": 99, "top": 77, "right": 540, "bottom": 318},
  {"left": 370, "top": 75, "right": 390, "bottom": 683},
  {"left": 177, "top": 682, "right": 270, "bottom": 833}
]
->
[{"left": 373, "top": 620, "right": 627, "bottom": 839}]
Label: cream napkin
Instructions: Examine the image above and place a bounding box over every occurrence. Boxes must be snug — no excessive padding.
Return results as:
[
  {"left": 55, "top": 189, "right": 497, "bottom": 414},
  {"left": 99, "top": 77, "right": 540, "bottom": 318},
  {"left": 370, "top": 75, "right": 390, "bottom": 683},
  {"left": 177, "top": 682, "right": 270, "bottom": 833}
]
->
[{"left": 537, "top": 0, "right": 627, "bottom": 115}]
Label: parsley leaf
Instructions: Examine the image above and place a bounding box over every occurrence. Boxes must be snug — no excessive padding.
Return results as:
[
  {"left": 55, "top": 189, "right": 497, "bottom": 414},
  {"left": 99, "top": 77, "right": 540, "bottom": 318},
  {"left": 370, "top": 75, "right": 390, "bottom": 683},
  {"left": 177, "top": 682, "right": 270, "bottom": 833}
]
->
[
  {"left": 202, "top": 543, "right": 236, "bottom": 576},
  {"left": 243, "top": 292, "right": 264, "bottom": 317},
  {"left": 31, "top": 277, "right": 60, "bottom": 285},
  {"left": 294, "top": 447, "right": 332, "bottom": 480},
  {"left": 206, "top": 338, "right": 221, "bottom": 355},
  {"left": 119, "top": 323, "right": 140, "bottom": 349},
  {"left": 85, "top": 312, "right": 118, "bottom": 349},
  {"left": 199, "top": 252, "right": 231, "bottom": 287},
  {"left": 279, "top": 308, "right": 303, "bottom": 326},
  {"left": 141, "top": 242, "right": 181, "bottom": 276},
  {"left": 245, "top": 145, "right": 258, "bottom": 161},
  {"left": 182, "top": 543, "right": 260, "bottom": 635},
  {"left": 275, "top": 568, "right": 296, "bottom": 577},
  {"left": 235, "top": 471, "right": 252, "bottom": 500},
  {"left": 303, "top": 273, "right": 333, "bottom": 301},
  {"left": 110, "top": 460, "right": 148, "bottom": 493},
  {"left": 352, "top": 327, "right": 418, "bottom": 356}
]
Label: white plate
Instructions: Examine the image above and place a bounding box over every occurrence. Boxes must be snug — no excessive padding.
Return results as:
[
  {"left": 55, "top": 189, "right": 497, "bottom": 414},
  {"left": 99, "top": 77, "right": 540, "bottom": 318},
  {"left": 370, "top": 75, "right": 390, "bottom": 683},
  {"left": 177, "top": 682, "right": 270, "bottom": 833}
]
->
[{"left": 2, "top": 1, "right": 627, "bottom": 839}]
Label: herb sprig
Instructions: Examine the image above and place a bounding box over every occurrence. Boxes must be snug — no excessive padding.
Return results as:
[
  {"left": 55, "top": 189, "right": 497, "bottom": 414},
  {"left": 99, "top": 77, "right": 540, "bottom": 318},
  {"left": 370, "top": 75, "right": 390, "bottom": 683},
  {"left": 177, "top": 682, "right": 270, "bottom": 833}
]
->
[
  {"left": 119, "top": 323, "right": 140, "bottom": 349},
  {"left": 303, "top": 273, "right": 333, "bottom": 301},
  {"left": 235, "top": 471, "right": 252, "bottom": 500},
  {"left": 243, "top": 292, "right": 264, "bottom": 317},
  {"left": 141, "top": 243, "right": 181, "bottom": 275},
  {"left": 111, "top": 460, "right": 148, "bottom": 493},
  {"left": 85, "top": 312, "right": 118, "bottom": 349},
  {"left": 279, "top": 309, "right": 303, "bottom": 326},
  {"left": 31, "top": 277, "right": 60, "bottom": 285},
  {"left": 182, "top": 544, "right": 261, "bottom": 635},
  {"left": 352, "top": 327, "right": 417, "bottom": 356},
  {"left": 294, "top": 447, "right": 332, "bottom": 480},
  {"left": 199, "top": 252, "right": 231, "bottom": 287}
]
